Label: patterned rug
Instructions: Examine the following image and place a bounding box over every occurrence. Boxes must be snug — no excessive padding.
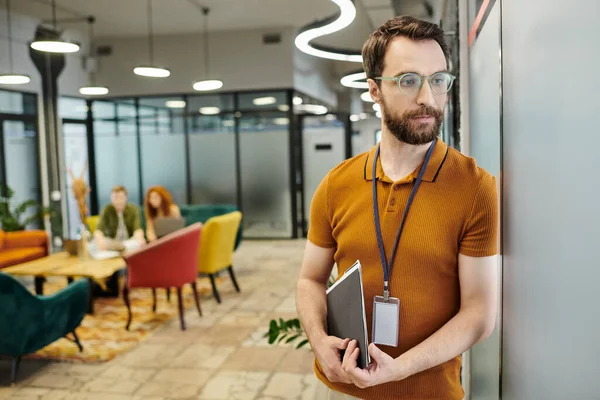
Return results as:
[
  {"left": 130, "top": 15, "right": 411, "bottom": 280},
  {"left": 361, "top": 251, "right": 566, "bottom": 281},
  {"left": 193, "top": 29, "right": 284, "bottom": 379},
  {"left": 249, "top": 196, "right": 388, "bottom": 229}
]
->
[{"left": 24, "top": 277, "right": 217, "bottom": 363}]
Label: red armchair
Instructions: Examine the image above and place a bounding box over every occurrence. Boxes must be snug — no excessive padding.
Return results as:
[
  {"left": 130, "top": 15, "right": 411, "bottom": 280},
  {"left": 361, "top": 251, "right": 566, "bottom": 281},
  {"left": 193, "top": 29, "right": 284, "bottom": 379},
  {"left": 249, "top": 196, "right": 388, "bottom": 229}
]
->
[{"left": 121, "top": 223, "right": 203, "bottom": 331}]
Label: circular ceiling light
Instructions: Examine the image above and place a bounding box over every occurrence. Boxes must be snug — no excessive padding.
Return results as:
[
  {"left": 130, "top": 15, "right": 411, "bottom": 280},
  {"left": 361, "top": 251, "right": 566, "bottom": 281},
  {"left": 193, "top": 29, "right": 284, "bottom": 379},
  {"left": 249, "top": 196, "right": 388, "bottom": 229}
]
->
[
  {"left": 193, "top": 79, "right": 223, "bottom": 91},
  {"left": 0, "top": 74, "right": 31, "bottom": 85},
  {"left": 165, "top": 100, "right": 186, "bottom": 108},
  {"left": 341, "top": 71, "right": 369, "bottom": 89},
  {"left": 199, "top": 106, "right": 221, "bottom": 115},
  {"left": 296, "top": 104, "right": 328, "bottom": 115},
  {"left": 273, "top": 117, "right": 290, "bottom": 125},
  {"left": 79, "top": 86, "right": 109, "bottom": 96},
  {"left": 376, "top": 111, "right": 382, "bottom": 118},
  {"left": 294, "top": 0, "right": 362, "bottom": 62},
  {"left": 134, "top": 66, "right": 171, "bottom": 78},
  {"left": 373, "top": 103, "right": 381, "bottom": 112},
  {"left": 350, "top": 114, "right": 360, "bottom": 122},
  {"left": 360, "top": 91, "right": 374, "bottom": 102},
  {"left": 278, "top": 105, "right": 290, "bottom": 112},
  {"left": 30, "top": 39, "right": 80, "bottom": 53},
  {"left": 253, "top": 96, "right": 277, "bottom": 106},
  {"left": 293, "top": 96, "right": 303, "bottom": 105}
]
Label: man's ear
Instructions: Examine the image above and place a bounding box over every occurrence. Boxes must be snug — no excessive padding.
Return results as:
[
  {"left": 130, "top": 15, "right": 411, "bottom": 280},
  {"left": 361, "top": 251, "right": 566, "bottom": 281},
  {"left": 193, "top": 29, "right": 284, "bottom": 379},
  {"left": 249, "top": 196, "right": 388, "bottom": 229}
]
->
[{"left": 368, "top": 79, "right": 381, "bottom": 104}]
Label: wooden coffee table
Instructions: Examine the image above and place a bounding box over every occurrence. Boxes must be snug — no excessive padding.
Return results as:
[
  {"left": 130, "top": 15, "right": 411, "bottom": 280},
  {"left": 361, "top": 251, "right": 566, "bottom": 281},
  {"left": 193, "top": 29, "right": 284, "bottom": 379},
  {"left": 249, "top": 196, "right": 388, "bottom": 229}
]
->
[{"left": 2, "top": 252, "right": 126, "bottom": 313}]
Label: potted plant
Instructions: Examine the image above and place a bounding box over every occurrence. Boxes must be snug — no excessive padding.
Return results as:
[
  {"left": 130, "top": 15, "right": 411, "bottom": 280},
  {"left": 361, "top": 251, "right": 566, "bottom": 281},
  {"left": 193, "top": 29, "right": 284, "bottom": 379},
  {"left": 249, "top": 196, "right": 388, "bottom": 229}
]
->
[
  {"left": 264, "top": 274, "right": 336, "bottom": 349},
  {"left": 0, "top": 185, "right": 53, "bottom": 232}
]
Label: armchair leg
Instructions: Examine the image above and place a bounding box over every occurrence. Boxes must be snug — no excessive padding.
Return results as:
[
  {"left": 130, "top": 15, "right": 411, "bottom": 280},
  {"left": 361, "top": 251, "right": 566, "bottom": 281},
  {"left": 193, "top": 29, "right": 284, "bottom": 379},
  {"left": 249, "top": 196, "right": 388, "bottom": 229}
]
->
[
  {"left": 191, "top": 281, "right": 203, "bottom": 317},
  {"left": 227, "top": 266, "right": 241, "bottom": 293},
  {"left": 152, "top": 289, "right": 157, "bottom": 312},
  {"left": 209, "top": 273, "right": 221, "bottom": 304},
  {"left": 176, "top": 287, "right": 186, "bottom": 331},
  {"left": 11, "top": 356, "right": 20, "bottom": 384},
  {"left": 123, "top": 286, "right": 132, "bottom": 330},
  {"left": 72, "top": 330, "right": 83, "bottom": 352}
]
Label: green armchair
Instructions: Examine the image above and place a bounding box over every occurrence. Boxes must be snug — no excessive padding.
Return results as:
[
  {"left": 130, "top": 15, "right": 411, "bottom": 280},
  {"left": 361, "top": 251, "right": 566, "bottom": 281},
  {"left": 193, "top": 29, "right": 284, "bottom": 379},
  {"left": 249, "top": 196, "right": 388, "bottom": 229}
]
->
[{"left": 0, "top": 272, "right": 89, "bottom": 383}]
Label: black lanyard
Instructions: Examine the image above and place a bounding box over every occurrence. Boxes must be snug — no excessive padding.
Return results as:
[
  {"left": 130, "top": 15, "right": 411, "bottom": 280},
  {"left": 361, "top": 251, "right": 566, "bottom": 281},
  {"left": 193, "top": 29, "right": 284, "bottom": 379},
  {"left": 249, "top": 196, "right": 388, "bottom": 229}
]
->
[{"left": 372, "top": 138, "right": 437, "bottom": 301}]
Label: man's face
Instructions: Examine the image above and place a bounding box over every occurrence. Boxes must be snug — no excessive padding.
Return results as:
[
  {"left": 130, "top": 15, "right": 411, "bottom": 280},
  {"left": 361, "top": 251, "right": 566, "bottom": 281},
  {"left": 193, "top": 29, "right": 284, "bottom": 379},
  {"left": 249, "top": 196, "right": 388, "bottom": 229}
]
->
[
  {"left": 368, "top": 36, "right": 448, "bottom": 145},
  {"left": 111, "top": 191, "right": 127, "bottom": 213}
]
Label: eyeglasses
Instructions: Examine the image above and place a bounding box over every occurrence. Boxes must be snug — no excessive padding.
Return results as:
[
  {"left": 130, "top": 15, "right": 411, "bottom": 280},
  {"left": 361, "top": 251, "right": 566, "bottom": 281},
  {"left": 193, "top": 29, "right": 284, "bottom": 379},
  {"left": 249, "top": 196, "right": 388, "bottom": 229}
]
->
[{"left": 375, "top": 72, "right": 456, "bottom": 95}]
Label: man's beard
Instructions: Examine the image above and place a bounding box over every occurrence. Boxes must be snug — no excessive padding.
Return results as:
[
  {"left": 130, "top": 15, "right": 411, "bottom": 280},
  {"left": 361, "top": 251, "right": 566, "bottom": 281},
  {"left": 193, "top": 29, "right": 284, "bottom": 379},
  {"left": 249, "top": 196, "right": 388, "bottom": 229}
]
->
[{"left": 381, "top": 99, "right": 443, "bottom": 145}]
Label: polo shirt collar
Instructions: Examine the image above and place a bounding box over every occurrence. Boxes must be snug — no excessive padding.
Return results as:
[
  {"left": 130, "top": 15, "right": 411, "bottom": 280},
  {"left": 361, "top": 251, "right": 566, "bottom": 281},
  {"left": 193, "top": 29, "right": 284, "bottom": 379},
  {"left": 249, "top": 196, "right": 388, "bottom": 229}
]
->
[{"left": 364, "top": 138, "right": 448, "bottom": 183}]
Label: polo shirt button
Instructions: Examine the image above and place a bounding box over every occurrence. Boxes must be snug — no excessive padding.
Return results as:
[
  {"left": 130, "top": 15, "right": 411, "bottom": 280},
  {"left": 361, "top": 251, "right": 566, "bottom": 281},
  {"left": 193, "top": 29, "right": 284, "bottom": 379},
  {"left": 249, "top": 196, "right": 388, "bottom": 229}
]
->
[
  {"left": 390, "top": 198, "right": 396, "bottom": 206},
  {"left": 393, "top": 185, "right": 400, "bottom": 191}
]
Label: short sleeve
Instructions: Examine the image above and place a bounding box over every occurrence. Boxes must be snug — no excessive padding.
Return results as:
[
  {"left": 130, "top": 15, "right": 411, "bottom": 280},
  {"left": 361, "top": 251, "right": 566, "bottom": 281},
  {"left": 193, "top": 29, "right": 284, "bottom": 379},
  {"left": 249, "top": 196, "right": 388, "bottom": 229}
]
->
[
  {"left": 307, "top": 174, "right": 336, "bottom": 248},
  {"left": 459, "top": 173, "right": 499, "bottom": 257}
]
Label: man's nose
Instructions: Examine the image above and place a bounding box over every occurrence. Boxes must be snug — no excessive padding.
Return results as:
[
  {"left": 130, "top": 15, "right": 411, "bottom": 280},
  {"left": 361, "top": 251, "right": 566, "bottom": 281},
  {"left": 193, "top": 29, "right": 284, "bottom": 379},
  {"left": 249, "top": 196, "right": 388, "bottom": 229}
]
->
[{"left": 416, "top": 80, "right": 437, "bottom": 108}]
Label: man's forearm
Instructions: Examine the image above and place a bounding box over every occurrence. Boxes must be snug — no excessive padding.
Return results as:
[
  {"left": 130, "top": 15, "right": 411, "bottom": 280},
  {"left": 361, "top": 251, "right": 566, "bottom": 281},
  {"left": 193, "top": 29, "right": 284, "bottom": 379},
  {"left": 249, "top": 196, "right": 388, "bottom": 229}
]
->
[
  {"left": 395, "top": 309, "right": 493, "bottom": 380},
  {"left": 133, "top": 229, "right": 145, "bottom": 242},
  {"left": 296, "top": 278, "right": 329, "bottom": 343}
]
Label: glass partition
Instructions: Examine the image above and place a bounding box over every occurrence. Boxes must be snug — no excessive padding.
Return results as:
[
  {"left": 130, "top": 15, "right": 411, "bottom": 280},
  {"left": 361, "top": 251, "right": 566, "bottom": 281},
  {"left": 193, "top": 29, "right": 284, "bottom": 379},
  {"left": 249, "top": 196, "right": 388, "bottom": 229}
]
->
[
  {"left": 1, "top": 120, "right": 41, "bottom": 227},
  {"left": 0, "top": 90, "right": 36, "bottom": 115},
  {"left": 239, "top": 111, "right": 291, "bottom": 238},
  {"left": 188, "top": 106, "right": 237, "bottom": 205},
  {"left": 88, "top": 89, "right": 338, "bottom": 238},
  {"left": 93, "top": 99, "right": 141, "bottom": 208},
  {"left": 139, "top": 97, "right": 187, "bottom": 205}
]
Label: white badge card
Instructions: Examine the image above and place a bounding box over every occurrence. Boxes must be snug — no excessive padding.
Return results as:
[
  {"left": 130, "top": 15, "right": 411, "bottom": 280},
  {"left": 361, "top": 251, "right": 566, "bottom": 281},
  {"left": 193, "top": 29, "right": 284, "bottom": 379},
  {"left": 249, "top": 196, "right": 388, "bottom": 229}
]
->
[{"left": 372, "top": 296, "right": 400, "bottom": 347}]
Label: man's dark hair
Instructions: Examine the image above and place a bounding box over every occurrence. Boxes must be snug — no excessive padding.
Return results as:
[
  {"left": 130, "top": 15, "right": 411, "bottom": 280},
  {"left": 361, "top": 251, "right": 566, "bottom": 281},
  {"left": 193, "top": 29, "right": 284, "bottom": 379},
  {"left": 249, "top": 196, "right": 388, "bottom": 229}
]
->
[{"left": 362, "top": 15, "right": 450, "bottom": 80}]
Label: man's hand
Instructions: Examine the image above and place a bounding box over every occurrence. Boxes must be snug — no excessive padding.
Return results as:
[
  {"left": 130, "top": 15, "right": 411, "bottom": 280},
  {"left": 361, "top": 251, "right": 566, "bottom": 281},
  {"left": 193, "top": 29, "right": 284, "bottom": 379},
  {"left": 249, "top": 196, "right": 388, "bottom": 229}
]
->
[
  {"left": 342, "top": 340, "right": 402, "bottom": 388},
  {"left": 314, "top": 336, "right": 352, "bottom": 384}
]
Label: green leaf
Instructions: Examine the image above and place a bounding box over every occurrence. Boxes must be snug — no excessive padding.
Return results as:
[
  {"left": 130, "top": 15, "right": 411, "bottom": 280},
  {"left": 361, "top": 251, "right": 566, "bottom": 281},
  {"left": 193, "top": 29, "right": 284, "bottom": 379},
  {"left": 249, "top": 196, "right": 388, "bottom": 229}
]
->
[
  {"left": 268, "top": 331, "right": 278, "bottom": 344},
  {"left": 277, "top": 334, "right": 288, "bottom": 344},
  {"left": 269, "top": 320, "right": 278, "bottom": 332},
  {"left": 285, "top": 334, "right": 300, "bottom": 344},
  {"left": 296, "top": 339, "right": 309, "bottom": 349},
  {"left": 292, "top": 319, "right": 301, "bottom": 330},
  {"left": 279, "top": 318, "right": 286, "bottom": 330}
]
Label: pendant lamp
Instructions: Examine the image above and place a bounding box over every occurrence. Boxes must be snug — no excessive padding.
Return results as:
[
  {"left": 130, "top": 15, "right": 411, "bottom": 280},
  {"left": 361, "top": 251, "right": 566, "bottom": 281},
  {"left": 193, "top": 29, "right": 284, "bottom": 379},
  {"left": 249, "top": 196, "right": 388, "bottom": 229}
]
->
[
  {"left": 29, "top": 0, "right": 80, "bottom": 53},
  {"left": 79, "top": 17, "right": 109, "bottom": 95},
  {"left": 134, "top": 0, "right": 170, "bottom": 78},
  {"left": 192, "top": 7, "right": 223, "bottom": 91},
  {"left": 0, "top": 0, "right": 31, "bottom": 85}
]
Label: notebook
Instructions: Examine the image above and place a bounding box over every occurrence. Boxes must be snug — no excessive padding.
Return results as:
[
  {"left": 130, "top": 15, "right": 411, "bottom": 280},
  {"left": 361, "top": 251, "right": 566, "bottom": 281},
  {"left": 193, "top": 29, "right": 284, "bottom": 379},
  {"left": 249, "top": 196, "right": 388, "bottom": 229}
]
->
[{"left": 326, "top": 260, "right": 371, "bottom": 369}]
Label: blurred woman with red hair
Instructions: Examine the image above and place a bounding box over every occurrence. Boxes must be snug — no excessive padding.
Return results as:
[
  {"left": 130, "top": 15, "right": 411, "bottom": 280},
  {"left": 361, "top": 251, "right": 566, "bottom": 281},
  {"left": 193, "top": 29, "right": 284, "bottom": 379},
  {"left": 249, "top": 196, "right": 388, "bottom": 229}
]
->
[{"left": 144, "top": 185, "right": 181, "bottom": 241}]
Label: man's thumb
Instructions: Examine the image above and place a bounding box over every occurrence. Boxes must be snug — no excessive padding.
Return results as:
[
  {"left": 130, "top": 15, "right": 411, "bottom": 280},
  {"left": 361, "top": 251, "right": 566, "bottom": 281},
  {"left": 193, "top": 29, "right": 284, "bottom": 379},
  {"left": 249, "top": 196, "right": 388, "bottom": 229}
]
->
[
  {"left": 368, "top": 343, "right": 383, "bottom": 360},
  {"left": 332, "top": 337, "right": 350, "bottom": 350}
]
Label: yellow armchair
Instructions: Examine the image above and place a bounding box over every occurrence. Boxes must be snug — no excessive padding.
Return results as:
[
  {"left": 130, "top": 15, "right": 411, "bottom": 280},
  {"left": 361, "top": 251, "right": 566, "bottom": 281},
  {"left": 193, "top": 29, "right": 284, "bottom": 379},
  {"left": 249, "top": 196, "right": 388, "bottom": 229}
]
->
[
  {"left": 198, "top": 211, "right": 242, "bottom": 303},
  {"left": 85, "top": 216, "right": 99, "bottom": 234}
]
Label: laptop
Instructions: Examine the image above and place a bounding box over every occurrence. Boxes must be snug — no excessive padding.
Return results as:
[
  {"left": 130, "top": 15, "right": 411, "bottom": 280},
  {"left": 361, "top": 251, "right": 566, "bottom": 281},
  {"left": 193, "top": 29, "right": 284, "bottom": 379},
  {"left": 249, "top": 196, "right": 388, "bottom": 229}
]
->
[{"left": 155, "top": 217, "right": 186, "bottom": 238}]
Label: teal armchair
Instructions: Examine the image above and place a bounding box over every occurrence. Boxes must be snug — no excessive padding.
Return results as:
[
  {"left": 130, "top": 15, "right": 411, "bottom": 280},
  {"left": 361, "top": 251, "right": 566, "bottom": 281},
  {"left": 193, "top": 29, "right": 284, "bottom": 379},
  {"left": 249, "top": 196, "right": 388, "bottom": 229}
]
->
[
  {"left": 179, "top": 204, "right": 243, "bottom": 250},
  {"left": 0, "top": 273, "right": 89, "bottom": 383}
]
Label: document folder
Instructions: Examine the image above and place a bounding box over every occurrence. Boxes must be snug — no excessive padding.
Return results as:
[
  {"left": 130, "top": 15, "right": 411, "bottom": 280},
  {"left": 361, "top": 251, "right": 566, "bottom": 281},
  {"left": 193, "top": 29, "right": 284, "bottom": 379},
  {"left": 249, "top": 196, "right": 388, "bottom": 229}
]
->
[{"left": 326, "top": 260, "right": 370, "bottom": 369}]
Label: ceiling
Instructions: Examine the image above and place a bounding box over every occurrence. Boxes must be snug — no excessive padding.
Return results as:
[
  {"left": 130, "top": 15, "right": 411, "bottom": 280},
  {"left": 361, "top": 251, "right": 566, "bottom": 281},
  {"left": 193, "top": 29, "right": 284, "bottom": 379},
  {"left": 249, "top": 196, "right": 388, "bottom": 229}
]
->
[
  {"left": 2, "top": 0, "right": 447, "bottom": 59},
  {"left": 3, "top": 0, "right": 394, "bottom": 46}
]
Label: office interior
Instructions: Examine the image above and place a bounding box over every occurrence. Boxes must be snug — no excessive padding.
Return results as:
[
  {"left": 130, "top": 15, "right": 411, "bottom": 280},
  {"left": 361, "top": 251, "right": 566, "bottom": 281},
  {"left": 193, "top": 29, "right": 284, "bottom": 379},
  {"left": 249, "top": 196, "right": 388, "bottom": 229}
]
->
[{"left": 0, "top": 0, "right": 598, "bottom": 398}]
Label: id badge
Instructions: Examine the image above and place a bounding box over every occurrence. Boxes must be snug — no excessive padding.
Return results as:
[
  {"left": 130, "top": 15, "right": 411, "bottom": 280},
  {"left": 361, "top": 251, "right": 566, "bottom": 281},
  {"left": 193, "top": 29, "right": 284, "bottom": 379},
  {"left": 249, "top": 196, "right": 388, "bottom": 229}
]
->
[{"left": 372, "top": 296, "right": 400, "bottom": 347}]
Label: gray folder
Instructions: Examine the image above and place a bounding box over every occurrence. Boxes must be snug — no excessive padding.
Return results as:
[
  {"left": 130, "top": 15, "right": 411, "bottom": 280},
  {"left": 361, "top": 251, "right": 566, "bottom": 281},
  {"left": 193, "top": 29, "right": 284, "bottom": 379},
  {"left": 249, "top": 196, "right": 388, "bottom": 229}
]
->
[{"left": 326, "top": 260, "right": 371, "bottom": 369}]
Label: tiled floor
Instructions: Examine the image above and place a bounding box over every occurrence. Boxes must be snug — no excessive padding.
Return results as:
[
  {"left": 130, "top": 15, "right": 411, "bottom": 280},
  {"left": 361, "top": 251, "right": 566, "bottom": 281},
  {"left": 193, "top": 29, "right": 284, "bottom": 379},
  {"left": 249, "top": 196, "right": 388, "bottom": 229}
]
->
[{"left": 0, "top": 239, "right": 320, "bottom": 400}]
